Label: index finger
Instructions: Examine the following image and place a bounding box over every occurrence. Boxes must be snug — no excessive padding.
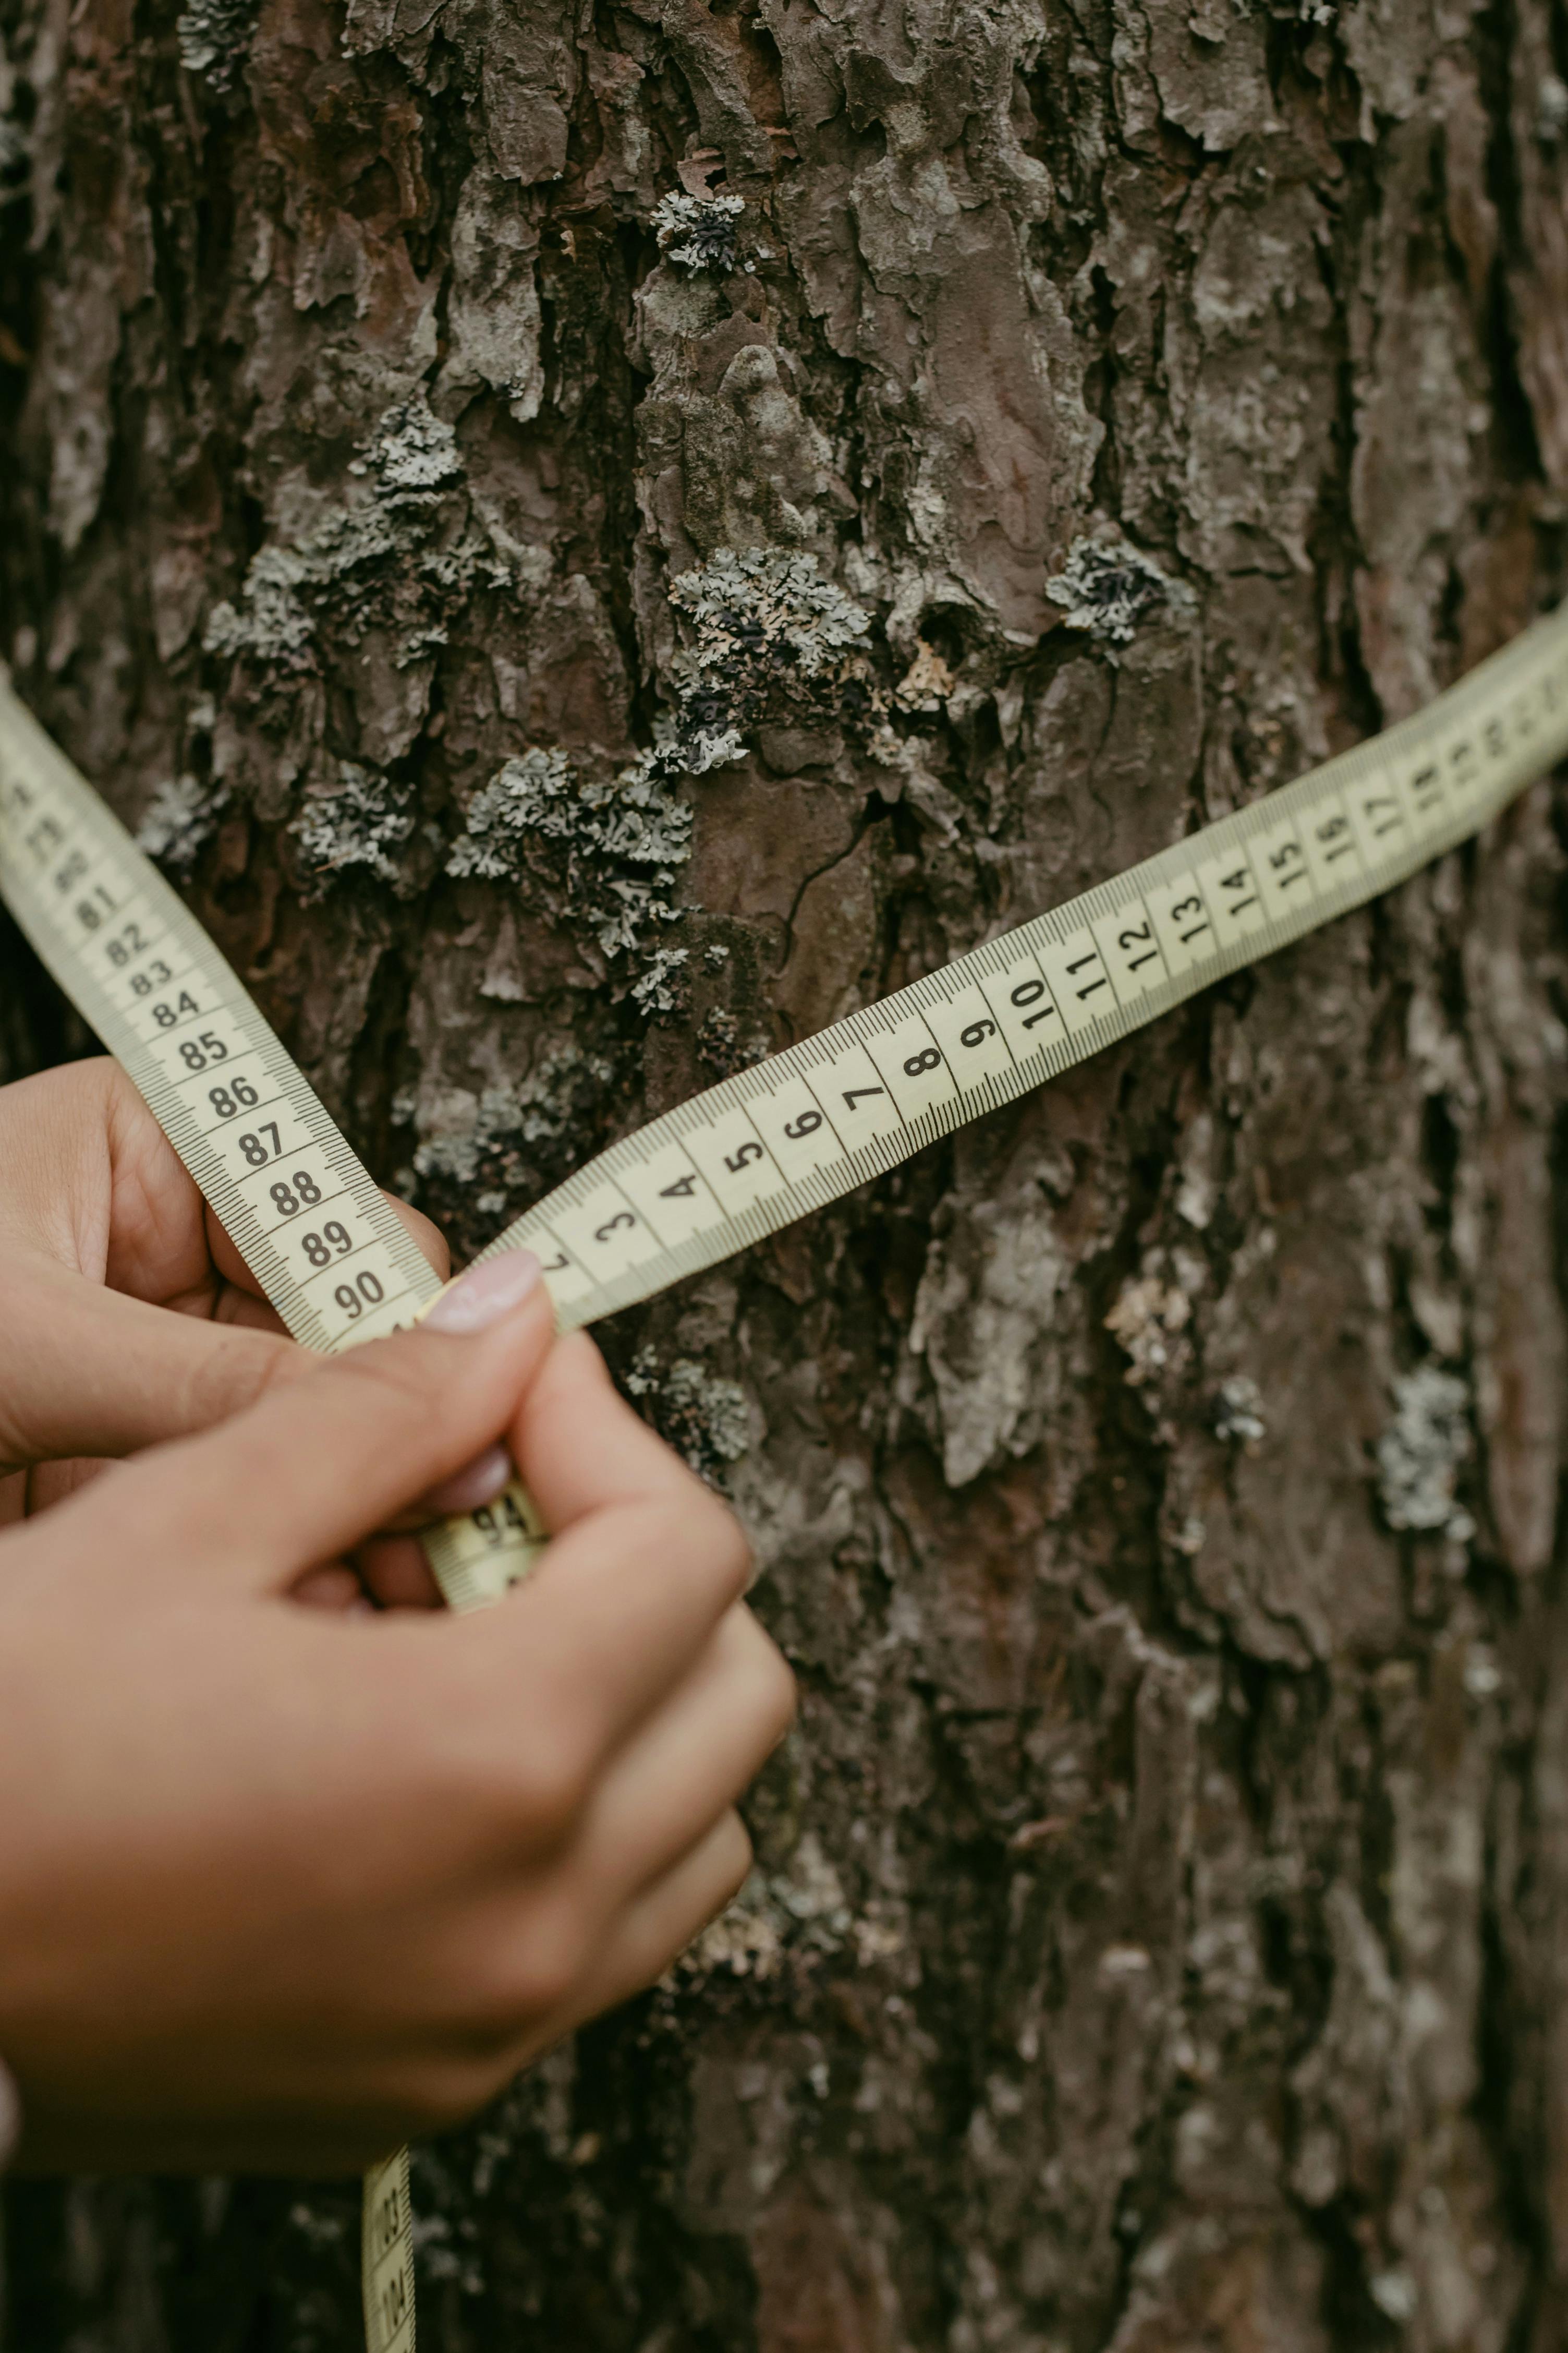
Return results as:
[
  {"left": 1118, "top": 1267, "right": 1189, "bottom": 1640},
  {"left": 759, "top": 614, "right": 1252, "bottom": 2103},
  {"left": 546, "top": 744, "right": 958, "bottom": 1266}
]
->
[
  {"left": 423, "top": 1328, "right": 753, "bottom": 1766},
  {"left": 509, "top": 1329, "right": 713, "bottom": 1528}
]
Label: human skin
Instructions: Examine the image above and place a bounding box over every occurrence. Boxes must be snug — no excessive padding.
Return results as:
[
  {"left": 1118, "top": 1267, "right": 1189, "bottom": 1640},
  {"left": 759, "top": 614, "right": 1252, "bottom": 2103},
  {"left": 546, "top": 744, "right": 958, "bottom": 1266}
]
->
[
  {"left": 0, "top": 1067, "right": 795, "bottom": 2171},
  {"left": 0, "top": 1057, "right": 521, "bottom": 1545}
]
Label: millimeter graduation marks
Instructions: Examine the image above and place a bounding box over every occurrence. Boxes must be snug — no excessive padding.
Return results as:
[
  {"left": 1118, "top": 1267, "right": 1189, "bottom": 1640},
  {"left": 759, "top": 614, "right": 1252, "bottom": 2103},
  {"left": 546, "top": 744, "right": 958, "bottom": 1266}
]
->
[{"left": 3, "top": 597, "right": 1568, "bottom": 2350}]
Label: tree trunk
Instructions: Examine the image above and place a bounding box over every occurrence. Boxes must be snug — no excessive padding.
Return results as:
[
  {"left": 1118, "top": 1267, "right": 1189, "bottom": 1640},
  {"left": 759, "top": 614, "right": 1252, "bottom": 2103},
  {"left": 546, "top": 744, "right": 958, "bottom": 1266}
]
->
[{"left": 7, "top": 1, "right": 1568, "bottom": 2346}]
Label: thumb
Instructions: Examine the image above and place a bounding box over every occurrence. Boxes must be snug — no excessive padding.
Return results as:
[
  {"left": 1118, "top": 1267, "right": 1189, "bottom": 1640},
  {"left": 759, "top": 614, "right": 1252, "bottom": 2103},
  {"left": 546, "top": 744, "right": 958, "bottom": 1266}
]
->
[
  {"left": 0, "top": 1258, "right": 297, "bottom": 1475},
  {"left": 92, "top": 1252, "right": 553, "bottom": 1593}
]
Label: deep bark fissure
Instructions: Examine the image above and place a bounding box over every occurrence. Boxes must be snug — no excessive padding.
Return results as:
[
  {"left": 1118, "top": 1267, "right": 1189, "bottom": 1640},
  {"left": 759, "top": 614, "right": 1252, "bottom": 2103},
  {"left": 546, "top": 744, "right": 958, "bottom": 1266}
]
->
[{"left": 10, "top": 0, "right": 1568, "bottom": 2345}]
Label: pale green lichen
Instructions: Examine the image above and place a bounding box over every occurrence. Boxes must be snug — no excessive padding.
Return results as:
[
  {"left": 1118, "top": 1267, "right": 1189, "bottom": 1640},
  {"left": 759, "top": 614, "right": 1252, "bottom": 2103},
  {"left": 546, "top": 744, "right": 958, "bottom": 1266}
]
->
[
  {"left": 410, "top": 1048, "right": 619, "bottom": 1187},
  {"left": 652, "top": 190, "right": 747, "bottom": 275},
  {"left": 1377, "top": 1367, "right": 1475, "bottom": 1544},
  {"left": 444, "top": 548, "right": 873, "bottom": 1009},
  {"left": 695, "top": 1003, "right": 769, "bottom": 1078},
  {"left": 445, "top": 745, "right": 694, "bottom": 987},
  {"left": 630, "top": 945, "right": 689, "bottom": 1015},
  {"left": 1045, "top": 535, "right": 1181, "bottom": 645},
  {"left": 443, "top": 749, "right": 578, "bottom": 882},
  {"left": 1213, "top": 1374, "right": 1267, "bottom": 1445},
  {"left": 355, "top": 399, "right": 462, "bottom": 492},
  {"left": 623, "top": 1346, "right": 750, "bottom": 1478},
  {"left": 669, "top": 546, "right": 872, "bottom": 706},
  {"left": 135, "top": 773, "right": 230, "bottom": 873},
  {"left": 202, "top": 394, "right": 503, "bottom": 673},
  {"left": 176, "top": 0, "right": 259, "bottom": 90},
  {"left": 290, "top": 763, "right": 416, "bottom": 892}
]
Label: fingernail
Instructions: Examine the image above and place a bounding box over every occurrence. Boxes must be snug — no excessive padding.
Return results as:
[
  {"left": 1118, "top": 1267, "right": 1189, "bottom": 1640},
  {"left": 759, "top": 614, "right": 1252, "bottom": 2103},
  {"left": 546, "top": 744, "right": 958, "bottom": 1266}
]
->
[
  {"left": 426, "top": 1442, "right": 513, "bottom": 1514},
  {"left": 424, "top": 1251, "right": 541, "bottom": 1335}
]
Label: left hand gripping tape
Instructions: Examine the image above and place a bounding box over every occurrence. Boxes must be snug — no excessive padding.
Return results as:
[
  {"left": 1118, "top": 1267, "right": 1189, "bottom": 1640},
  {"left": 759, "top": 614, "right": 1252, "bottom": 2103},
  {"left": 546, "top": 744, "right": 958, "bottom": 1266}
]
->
[{"left": 3, "top": 599, "right": 1568, "bottom": 2351}]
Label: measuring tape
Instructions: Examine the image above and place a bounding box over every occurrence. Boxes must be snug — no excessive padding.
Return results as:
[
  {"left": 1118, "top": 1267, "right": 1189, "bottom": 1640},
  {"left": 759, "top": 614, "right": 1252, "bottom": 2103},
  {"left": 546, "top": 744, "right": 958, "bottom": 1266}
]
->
[{"left": 3, "top": 598, "right": 1568, "bottom": 2348}]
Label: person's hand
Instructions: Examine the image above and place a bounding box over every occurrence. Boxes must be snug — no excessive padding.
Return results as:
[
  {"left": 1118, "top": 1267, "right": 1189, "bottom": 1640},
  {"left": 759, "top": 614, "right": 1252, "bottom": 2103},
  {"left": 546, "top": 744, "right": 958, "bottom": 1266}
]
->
[
  {"left": 0, "top": 1057, "right": 433, "bottom": 1470},
  {"left": 0, "top": 1252, "right": 795, "bottom": 2174},
  {"left": 0, "top": 1059, "right": 520, "bottom": 1549}
]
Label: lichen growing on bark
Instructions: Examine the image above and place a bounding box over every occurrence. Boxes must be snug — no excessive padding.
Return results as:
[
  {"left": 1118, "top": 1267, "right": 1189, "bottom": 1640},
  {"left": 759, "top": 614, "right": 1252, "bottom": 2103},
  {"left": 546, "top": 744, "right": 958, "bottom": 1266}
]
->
[
  {"left": 135, "top": 773, "right": 229, "bottom": 874},
  {"left": 439, "top": 550, "right": 876, "bottom": 1010},
  {"left": 1213, "top": 1374, "right": 1267, "bottom": 1445},
  {"left": 174, "top": 0, "right": 258, "bottom": 92},
  {"left": 444, "top": 749, "right": 580, "bottom": 884},
  {"left": 622, "top": 1346, "right": 751, "bottom": 1479},
  {"left": 1376, "top": 1366, "right": 1477, "bottom": 1544},
  {"left": 9, "top": 0, "right": 1568, "bottom": 2342},
  {"left": 409, "top": 1049, "right": 620, "bottom": 1191},
  {"left": 357, "top": 400, "right": 461, "bottom": 493},
  {"left": 1044, "top": 535, "right": 1181, "bottom": 645},
  {"left": 445, "top": 746, "right": 693, "bottom": 975},
  {"left": 290, "top": 764, "right": 416, "bottom": 894},
  {"left": 651, "top": 191, "right": 747, "bottom": 276},
  {"left": 666, "top": 546, "right": 876, "bottom": 753},
  {"left": 202, "top": 395, "right": 499, "bottom": 675}
]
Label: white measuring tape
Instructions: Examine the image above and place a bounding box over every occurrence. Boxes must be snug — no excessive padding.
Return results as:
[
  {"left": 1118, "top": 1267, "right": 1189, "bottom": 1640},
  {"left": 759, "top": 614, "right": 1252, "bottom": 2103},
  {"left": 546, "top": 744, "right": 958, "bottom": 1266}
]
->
[{"left": 3, "top": 599, "right": 1568, "bottom": 2348}]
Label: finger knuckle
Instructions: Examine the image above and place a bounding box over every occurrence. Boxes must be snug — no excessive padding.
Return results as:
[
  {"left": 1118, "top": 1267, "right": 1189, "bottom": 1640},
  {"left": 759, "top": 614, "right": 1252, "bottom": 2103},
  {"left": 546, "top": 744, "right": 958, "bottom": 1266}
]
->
[
  {"left": 511, "top": 1733, "right": 593, "bottom": 1846},
  {"left": 663, "top": 1485, "right": 751, "bottom": 1604},
  {"left": 752, "top": 1635, "right": 798, "bottom": 1746},
  {"left": 715, "top": 1607, "right": 797, "bottom": 1745},
  {"left": 467, "top": 1721, "right": 594, "bottom": 1854},
  {"left": 714, "top": 1809, "right": 755, "bottom": 1901},
  {"left": 506, "top": 1908, "right": 590, "bottom": 2021},
  {"left": 411, "top": 1702, "right": 591, "bottom": 1868},
  {"left": 458, "top": 1903, "right": 589, "bottom": 2036},
  {"left": 398, "top": 2054, "right": 513, "bottom": 2140},
  {"left": 718, "top": 1523, "right": 755, "bottom": 1603}
]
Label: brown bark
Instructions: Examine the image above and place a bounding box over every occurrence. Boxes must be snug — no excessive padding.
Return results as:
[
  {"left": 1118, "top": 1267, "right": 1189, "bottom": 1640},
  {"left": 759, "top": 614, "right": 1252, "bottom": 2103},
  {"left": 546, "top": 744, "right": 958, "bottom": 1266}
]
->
[{"left": 5, "top": 1, "right": 1568, "bottom": 2347}]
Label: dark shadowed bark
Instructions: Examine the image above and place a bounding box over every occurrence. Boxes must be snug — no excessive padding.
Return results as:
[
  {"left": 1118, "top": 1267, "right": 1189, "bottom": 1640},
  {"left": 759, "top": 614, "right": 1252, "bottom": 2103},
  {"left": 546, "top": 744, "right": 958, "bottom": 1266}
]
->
[{"left": 7, "top": 2, "right": 1568, "bottom": 2347}]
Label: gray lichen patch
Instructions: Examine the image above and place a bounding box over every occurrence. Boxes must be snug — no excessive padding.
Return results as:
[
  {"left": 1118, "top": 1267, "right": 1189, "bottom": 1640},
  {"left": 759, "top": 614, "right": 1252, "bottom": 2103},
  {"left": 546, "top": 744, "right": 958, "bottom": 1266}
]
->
[
  {"left": 175, "top": 0, "right": 259, "bottom": 91},
  {"left": 444, "top": 749, "right": 577, "bottom": 882},
  {"left": 445, "top": 745, "right": 693, "bottom": 988},
  {"left": 442, "top": 549, "right": 876, "bottom": 1011},
  {"left": 135, "top": 773, "right": 230, "bottom": 873},
  {"left": 203, "top": 546, "right": 317, "bottom": 667},
  {"left": 671, "top": 546, "right": 871, "bottom": 689},
  {"left": 629, "top": 944, "right": 689, "bottom": 1016},
  {"left": 623, "top": 1345, "right": 751, "bottom": 1480},
  {"left": 1045, "top": 536, "right": 1183, "bottom": 646},
  {"left": 440, "top": 552, "right": 879, "bottom": 1014},
  {"left": 290, "top": 763, "right": 416, "bottom": 893},
  {"left": 356, "top": 399, "right": 461, "bottom": 492},
  {"left": 652, "top": 191, "right": 748, "bottom": 276},
  {"left": 410, "top": 1048, "right": 619, "bottom": 1189},
  {"left": 202, "top": 394, "right": 502, "bottom": 677},
  {"left": 667, "top": 547, "right": 877, "bottom": 755},
  {"left": 1213, "top": 1375, "right": 1267, "bottom": 1446},
  {"left": 695, "top": 1002, "right": 770, "bottom": 1078},
  {"left": 1377, "top": 1367, "right": 1476, "bottom": 1544},
  {"left": 405, "top": 1048, "right": 622, "bottom": 1248}
]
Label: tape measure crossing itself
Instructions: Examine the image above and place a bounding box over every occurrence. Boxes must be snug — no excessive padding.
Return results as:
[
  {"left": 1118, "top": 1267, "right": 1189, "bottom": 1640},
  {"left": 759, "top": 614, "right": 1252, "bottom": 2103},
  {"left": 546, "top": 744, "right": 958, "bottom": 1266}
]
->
[{"left": 3, "top": 599, "right": 1568, "bottom": 2350}]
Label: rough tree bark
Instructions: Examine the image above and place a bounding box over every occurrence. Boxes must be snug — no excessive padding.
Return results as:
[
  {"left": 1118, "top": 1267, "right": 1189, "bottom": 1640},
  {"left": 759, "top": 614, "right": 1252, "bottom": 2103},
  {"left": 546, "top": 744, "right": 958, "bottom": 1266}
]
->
[{"left": 6, "top": 0, "right": 1568, "bottom": 2346}]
